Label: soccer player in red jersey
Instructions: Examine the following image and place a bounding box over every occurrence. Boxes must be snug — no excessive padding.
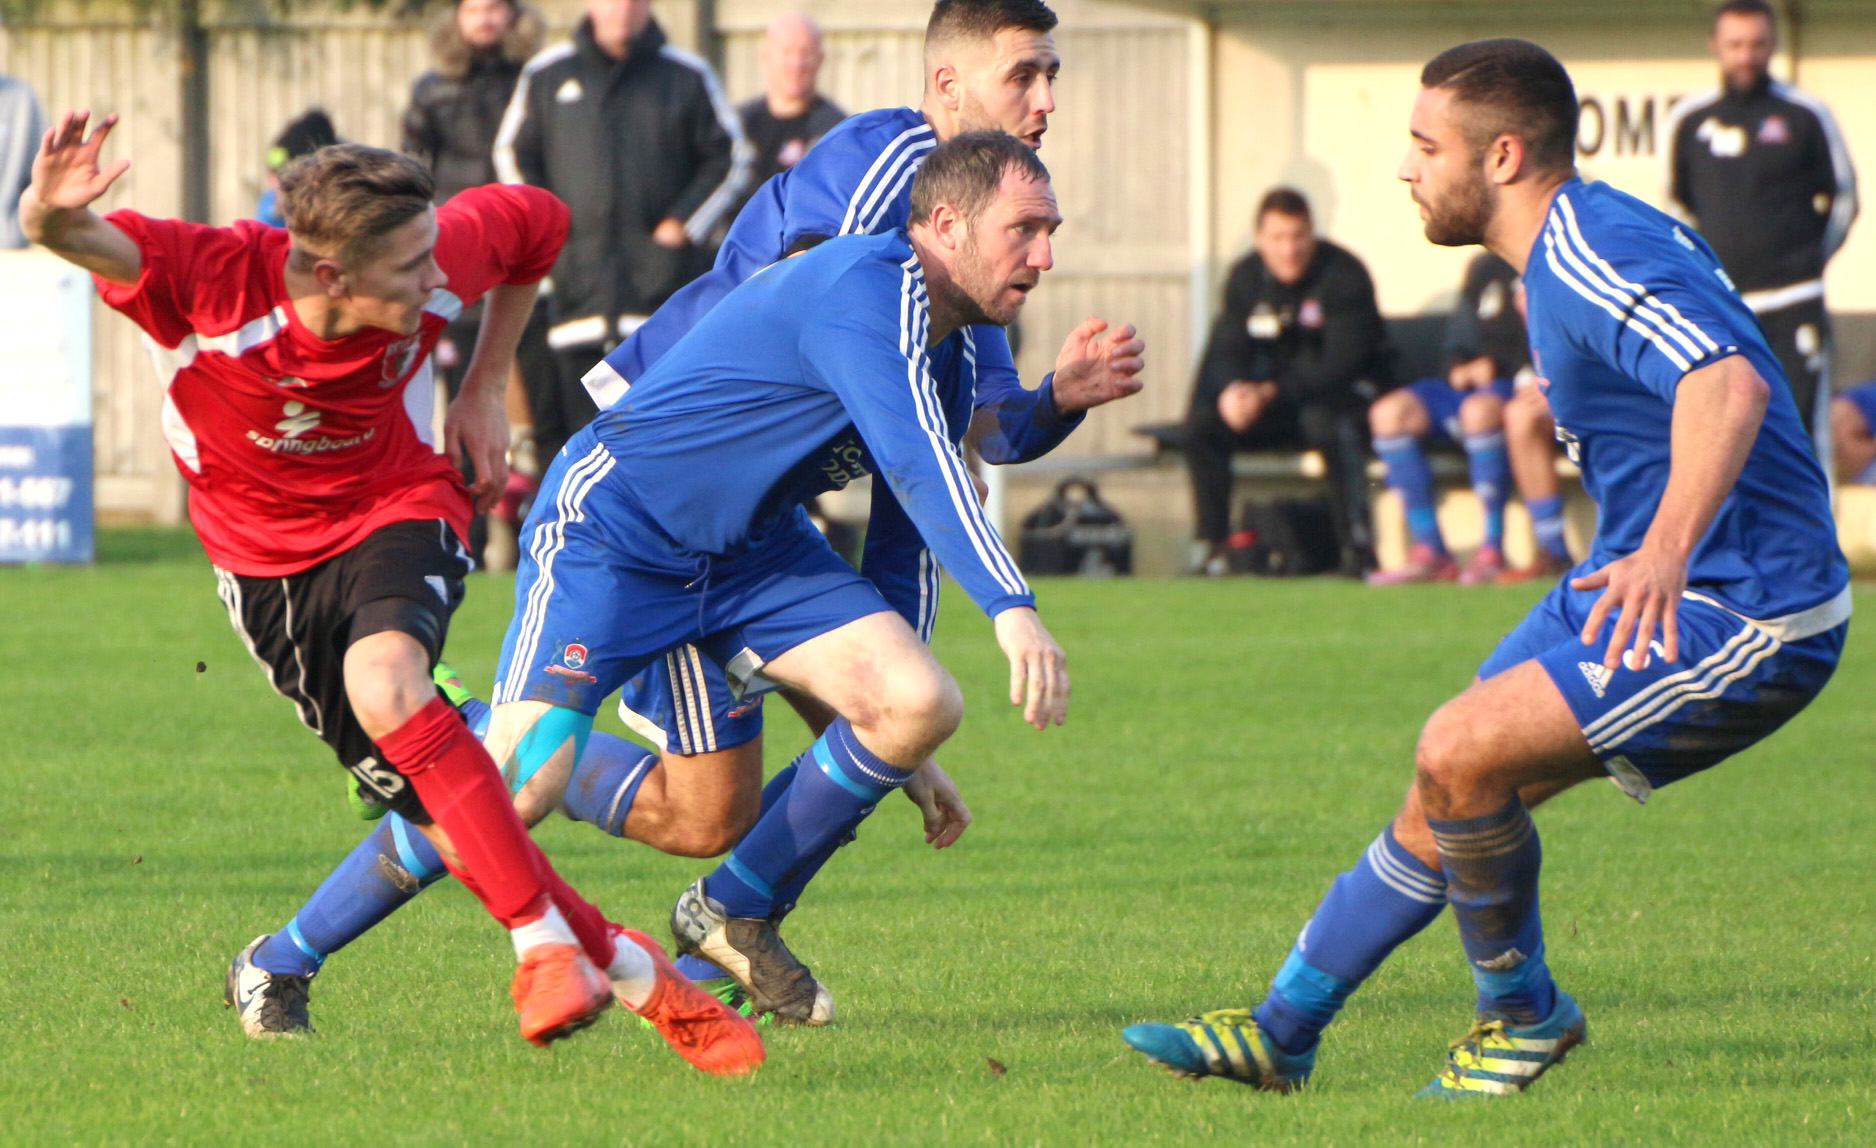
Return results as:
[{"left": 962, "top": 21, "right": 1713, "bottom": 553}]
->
[{"left": 21, "top": 110, "right": 761, "bottom": 1070}]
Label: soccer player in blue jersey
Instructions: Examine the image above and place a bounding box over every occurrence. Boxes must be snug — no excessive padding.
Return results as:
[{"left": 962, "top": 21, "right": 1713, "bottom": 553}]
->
[
  {"left": 478, "top": 129, "right": 1077, "bottom": 1021},
  {"left": 229, "top": 0, "right": 1145, "bottom": 1035},
  {"left": 1123, "top": 38, "right": 1848, "bottom": 1097}
]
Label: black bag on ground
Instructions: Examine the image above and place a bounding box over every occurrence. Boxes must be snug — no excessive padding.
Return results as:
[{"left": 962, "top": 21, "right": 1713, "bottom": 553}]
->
[
  {"left": 1018, "top": 478, "right": 1133, "bottom": 576},
  {"left": 1227, "top": 496, "right": 1339, "bottom": 576}
]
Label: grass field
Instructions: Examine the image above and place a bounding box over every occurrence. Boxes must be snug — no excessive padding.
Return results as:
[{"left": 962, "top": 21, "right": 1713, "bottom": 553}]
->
[{"left": 2, "top": 529, "right": 1872, "bottom": 1147}]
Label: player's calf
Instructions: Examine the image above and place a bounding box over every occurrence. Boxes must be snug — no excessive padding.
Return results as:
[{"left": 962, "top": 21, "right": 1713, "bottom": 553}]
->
[{"left": 485, "top": 700, "right": 594, "bottom": 826}]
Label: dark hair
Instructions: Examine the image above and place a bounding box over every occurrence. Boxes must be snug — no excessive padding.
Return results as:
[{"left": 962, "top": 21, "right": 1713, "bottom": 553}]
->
[
  {"left": 909, "top": 130, "right": 1050, "bottom": 225},
  {"left": 926, "top": 0, "right": 1058, "bottom": 50},
  {"left": 279, "top": 144, "right": 436, "bottom": 266},
  {"left": 1421, "top": 39, "right": 1578, "bottom": 171},
  {"left": 267, "top": 109, "right": 338, "bottom": 172},
  {"left": 1256, "top": 187, "right": 1312, "bottom": 226},
  {"left": 1714, "top": 1, "right": 1776, "bottom": 25}
]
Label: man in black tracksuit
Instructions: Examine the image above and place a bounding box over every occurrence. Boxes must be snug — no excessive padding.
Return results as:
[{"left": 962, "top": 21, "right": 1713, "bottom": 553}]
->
[
  {"left": 1666, "top": 0, "right": 1857, "bottom": 449},
  {"left": 1187, "top": 187, "right": 1391, "bottom": 577},
  {"left": 495, "top": 0, "right": 750, "bottom": 463}
]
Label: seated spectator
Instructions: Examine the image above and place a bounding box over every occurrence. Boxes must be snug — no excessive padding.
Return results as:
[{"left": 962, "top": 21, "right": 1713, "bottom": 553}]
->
[
  {"left": 1367, "top": 252, "right": 1522, "bottom": 584},
  {"left": 1500, "top": 379, "right": 1575, "bottom": 580},
  {"left": 1186, "top": 188, "right": 1389, "bottom": 577},
  {"left": 1831, "top": 381, "right": 1876, "bottom": 484}
]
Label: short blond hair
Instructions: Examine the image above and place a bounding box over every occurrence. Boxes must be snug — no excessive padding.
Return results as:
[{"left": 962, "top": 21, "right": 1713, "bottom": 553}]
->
[{"left": 279, "top": 144, "right": 436, "bottom": 267}]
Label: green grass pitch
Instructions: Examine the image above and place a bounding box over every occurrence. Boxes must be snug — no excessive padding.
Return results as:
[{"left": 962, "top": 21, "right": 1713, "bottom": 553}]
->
[{"left": 2, "top": 530, "right": 1871, "bottom": 1146}]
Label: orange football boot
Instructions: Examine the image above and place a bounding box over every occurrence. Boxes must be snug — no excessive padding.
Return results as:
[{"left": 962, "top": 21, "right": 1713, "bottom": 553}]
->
[{"left": 618, "top": 928, "right": 766, "bottom": 1075}]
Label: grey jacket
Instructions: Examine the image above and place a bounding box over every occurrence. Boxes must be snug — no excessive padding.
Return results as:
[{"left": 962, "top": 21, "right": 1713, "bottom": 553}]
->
[{"left": 1, "top": 75, "right": 45, "bottom": 249}]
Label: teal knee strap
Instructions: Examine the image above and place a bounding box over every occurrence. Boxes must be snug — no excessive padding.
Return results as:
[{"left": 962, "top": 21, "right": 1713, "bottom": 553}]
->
[{"left": 508, "top": 707, "right": 593, "bottom": 795}]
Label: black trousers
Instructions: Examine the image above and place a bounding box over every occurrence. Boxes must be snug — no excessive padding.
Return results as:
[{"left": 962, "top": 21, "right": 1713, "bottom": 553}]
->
[
  {"left": 539, "top": 345, "right": 606, "bottom": 468},
  {"left": 1753, "top": 297, "right": 1830, "bottom": 441},
  {"left": 1186, "top": 394, "right": 1374, "bottom": 565}
]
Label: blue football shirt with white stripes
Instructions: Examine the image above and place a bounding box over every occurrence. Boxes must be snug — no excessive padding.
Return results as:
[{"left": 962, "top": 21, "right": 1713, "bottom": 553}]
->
[
  {"left": 591, "top": 229, "right": 1035, "bottom": 620},
  {"left": 1524, "top": 178, "right": 1846, "bottom": 622}
]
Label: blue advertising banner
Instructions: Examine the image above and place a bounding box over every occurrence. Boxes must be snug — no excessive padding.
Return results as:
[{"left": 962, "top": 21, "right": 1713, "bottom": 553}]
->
[{"left": 0, "top": 251, "right": 94, "bottom": 564}]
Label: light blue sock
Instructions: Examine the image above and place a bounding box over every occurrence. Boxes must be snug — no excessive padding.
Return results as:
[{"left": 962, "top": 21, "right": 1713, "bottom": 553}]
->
[
  {"left": 251, "top": 814, "right": 446, "bottom": 977},
  {"left": 560, "top": 735, "right": 657, "bottom": 837},
  {"left": 1464, "top": 429, "right": 1510, "bottom": 549},
  {"left": 1528, "top": 495, "right": 1570, "bottom": 561},
  {"left": 1428, "top": 798, "right": 1556, "bottom": 1025},
  {"left": 705, "top": 721, "right": 914, "bottom": 919},
  {"left": 1375, "top": 433, "right": 1444, "bottom": 553},
  {"left": 1253, "top": 826, "right": 1447, "bottom": 1054}
]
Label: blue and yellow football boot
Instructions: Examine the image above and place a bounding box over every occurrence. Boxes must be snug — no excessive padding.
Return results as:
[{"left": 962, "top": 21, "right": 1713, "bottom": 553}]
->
[
  {"left": 1121, "top": 1009, "right": 1314, "bottom": 1092},
  {"left": 1416, "top": 991, "right": 1587, "bottom": 1099}
]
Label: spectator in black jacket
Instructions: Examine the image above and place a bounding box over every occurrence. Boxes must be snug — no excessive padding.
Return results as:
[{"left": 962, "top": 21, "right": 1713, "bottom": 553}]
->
[
  {"left": 402, "top": 0, "right": 550, "bottom": 570},
  {"left": 495, "top": 0, "right": 751, "bottom": 464},
  {"left": 1665, "top": 0, "right": 1857, "bottom": 449},
  {"left": 741, "top": 13, "right": 846, "bottom": 192},
  {"left": 1187, "top": 188, "right": 1390, "bottom": 577},
  {"left": 404, "top": 0, "right": 545, "bottom": 205}
]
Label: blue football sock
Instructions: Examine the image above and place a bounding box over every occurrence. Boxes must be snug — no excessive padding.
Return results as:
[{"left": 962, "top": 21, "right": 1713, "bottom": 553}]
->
[
  {"left": 672, "top": 764, "right": 808, "bottom": 983},
  {"left": 675, "top": 954, "right": 729, "bottom": 981},
  {"left": 560, "top": 734, "right": 658, "bottom": 837},
  {"left": 1375, "top": 433, "right": 1444, "bottom": 553},
  {"left": 1428, "top": 797, "right": 1556, "bottom": 1025},
  {"left": 1253, "top": 826, "right": 1447, "bottom": 1054},
  {"left": 1464, "top": 429, "right": 1510, "bottom": 549},
  {"left": 251, "top": 814, "right": 446, "bottom": 977},
  {"left": 759, "top": 763, "right": 798, "bottom": 814},
  {"left": 1528, "top": 495, "right": 1571, "bottom": 561},
  {"left": 455, "top": 695, "right": 491, "bottom": 739},
  {"left": 705, "top": 720, "right": 914, "bottom": 919}
]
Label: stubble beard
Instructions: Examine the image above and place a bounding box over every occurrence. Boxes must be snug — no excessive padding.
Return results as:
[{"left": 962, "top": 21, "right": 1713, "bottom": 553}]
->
[
  {"left": 949, "top": 235, "right": 1013, "bottom": 328},
  {"left": 1422, "top": 170, "right": 1495, "bottom": 248}
]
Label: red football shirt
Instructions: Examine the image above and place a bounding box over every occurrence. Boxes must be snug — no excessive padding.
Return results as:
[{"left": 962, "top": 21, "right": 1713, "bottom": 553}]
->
[{"left": 98, "top": 184, "right": 569, "bottom": 575}]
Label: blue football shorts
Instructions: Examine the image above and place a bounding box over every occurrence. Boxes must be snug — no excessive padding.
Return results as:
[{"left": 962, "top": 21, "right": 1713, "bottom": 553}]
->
[
  {"left": 614, "top": 644, "right": 767, "bottom": 756},
  {"left": 1477, "top": 577, "right": 1847, "bottom": 802},
  {"left": 1406, "top": 376, "right": 1517, "bottom": 442},
  {"left": 493, "top": 437, "right": 892, "bottom": 719}
]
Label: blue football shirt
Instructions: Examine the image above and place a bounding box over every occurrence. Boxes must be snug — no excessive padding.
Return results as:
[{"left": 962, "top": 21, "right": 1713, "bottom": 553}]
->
[{"left": 1524, "top": 178, "right": 1847, "bottom": 623}]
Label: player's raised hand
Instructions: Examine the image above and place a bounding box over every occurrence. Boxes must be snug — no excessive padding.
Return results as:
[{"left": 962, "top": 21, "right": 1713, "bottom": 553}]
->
[
  {"left": 1571, "top": 544, "right": 1684, "bottom": 673},
  {"left": 993, "top": 605, "right": 1068, "bottom": 729},
  {"left": 903, "top": 759, "right": 972, "bottom": 848},
  {"left": 21, "top": 111, "right": 143, "bottom": 284},
  {"left": 30, "top": 111, "right": 131, "bottom": 214},
  {"left": 1050, "top": 317, "right": 1145, "bottom": 413},
  {"left": 443, "top": 383, "right": 511, "bottom": 514}
]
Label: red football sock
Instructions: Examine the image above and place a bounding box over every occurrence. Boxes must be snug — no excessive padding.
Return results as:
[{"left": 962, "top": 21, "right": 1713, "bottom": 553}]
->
[
  {"left": 543, "top": 867, "right": 617, "bottom": 970},
  {"left": 377, "top": 696, "right": 550, "bottom": 928}
]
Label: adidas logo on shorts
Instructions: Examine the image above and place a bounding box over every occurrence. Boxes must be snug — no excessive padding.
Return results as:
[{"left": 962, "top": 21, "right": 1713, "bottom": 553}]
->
[{"left": 1578, "top": 661, "right": 1611, "bottom": 698}]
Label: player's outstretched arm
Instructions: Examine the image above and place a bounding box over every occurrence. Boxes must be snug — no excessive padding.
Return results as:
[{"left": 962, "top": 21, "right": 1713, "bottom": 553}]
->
[
  {"left": 1049, "top": 316, "right": 1146, "bottom": 413},
  {"left": 1571, "top": 355, "right": 1770, "bottom": 672},
  {"left": 20, "top": 110, "right": 140, "bottom": 285},
  {"left": 993, "top": 605, "right": 1068, "bottom": 730},
  {"left": 444, "top": 280, "right": 534, "bottom": 511}
]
